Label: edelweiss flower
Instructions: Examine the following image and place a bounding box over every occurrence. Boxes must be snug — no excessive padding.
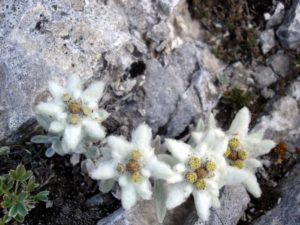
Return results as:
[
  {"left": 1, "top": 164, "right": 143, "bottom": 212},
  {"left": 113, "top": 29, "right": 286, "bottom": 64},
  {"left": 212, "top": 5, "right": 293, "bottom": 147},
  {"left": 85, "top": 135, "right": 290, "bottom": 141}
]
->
[
  {"left": 192, "top": 108, "right": 276, "bottom": 198},
  {"left": 35, "top": 75, "right": 109, "bottom": 154},
  {"left": 89, "top": 123, "right": 177, "bottom": 209},
  {"left": 220, "top": 107, "right": 276, "bottom": 197},
  {"left": 164, "top": 120, "right": 228, "bottom": 221}
]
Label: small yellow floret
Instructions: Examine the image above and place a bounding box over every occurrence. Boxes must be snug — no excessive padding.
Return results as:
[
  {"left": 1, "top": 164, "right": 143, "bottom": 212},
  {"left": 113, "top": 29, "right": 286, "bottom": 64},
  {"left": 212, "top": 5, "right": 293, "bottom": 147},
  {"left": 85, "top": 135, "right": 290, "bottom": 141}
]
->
[
  {"left": 206, "top": 161, "right": 217, "bottom": 172},
  {"left": 188, "top": 156, "right": 201, "bottom": 169},
  {"left": 229, "top": 138, "right": 240, "bottom": 149},
  {"left": 131, "top": 172, "right": 141, "bottom": 183},
  {"left": 68, "top": 114, "right": 80, "bottom": 124},
  {"left": 224, "top": 148, "right": 231, "bottom": 157},
  {"left": 131, "top": 150, "right": 142, "bottom": 161},
  {"left": 238, "top": 150, "right": 248, "bottom": 160},
  {"left": 68, "top": 101, "right": 82, "bottom": 114},
  {"left": 233, "top": 160, "right": 245, "bottom": 169},
  {"left": 195, "top": 179, "right": 206, "bottom": 190},
  {"left": 82, "top": 106, "right": 92, "bottom": 116},
  {"left": 116, "top": 163, "right": 125, "bottom": 173},
  {"left": 63, "top": 93, "right": 71, "bottom": 102},
  {"left": 185, "top": 172, "right": 197, "bottom": 184}
]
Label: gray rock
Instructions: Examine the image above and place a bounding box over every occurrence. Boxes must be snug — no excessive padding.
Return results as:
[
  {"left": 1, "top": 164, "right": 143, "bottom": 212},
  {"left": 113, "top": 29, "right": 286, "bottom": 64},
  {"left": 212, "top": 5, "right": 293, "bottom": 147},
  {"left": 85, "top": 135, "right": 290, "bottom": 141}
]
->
[
  {"left": 97, "top": 185, "right": 249, "bottom": 225},
  {"left": 97, "top": 199, "right": 193, "bottom": 225},
  {"left": 289, "top": 79, "right": 300, "bottom": 100},
  {"left": 266, "top": 2, "right": 285, "bottom": 28},
  {"left": 267, "top": 52, "right": 291, "bottom": 77},
  {"left": 253, "top": 66, "right": 278, "bottom": 88},
  {"left": 1, "top": 0, "right": 203, "bottom": 140},
  {"left": 259, "top": 29, "right": 276, "bottom": 54},
  {"left": 252, "top": 163, "right": 300, "bottom": 225},
  {"left": 254, "top": 94, "right": 300, "bottom": 146},
  {"left": 277, "top": 0, "right": 300, "bottom": 49},
  {"left": 184, "top": 185, "right": 249, "bottom": 225}
]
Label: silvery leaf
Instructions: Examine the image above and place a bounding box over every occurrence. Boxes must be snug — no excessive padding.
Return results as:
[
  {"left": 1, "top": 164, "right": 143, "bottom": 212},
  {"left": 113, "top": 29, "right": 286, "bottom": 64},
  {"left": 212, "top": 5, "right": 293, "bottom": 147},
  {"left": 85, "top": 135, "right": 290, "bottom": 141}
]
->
[
  {"left": 45, "top": 147, "right": 55, "bottom": 157},
  {"left": 84, "top": 146, "right": 100, "bottom": 159},
  {"left": 99, "top": 179, "right": 115, "bottom": 193},
  {"left": 31, "top": 135, "right": 52, "bottom": 144},
  {"left": 154, "top": 180, "right": 167, "bottom": 224},
  {"left": 158, "top": 154, "right": 178, "bottom": 167},
  {"left": 36, "top": 114, "right": 52, "bottom": 130},
  {"left": 52, "top": 140, "right": 66, "bottom": 156},
  {"left": 195, "top": 118, "right": 205, "bottom": 132}
]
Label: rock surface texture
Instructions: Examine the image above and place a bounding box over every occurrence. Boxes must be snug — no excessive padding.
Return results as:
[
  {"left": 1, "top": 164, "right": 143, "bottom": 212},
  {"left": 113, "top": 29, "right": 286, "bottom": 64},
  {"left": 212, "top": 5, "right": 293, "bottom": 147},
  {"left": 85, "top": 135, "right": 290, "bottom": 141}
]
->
[
  {"left": 277, "top": 0, "right": 300, "bottom": 49},
  {"left": 97, "top": 185, "right": 250, "bottom": 225},
  {"left": 252, "top": 162, "right": 300, "bottom": 225},
  {"left": 1, "top": 0, "right": 300, "bottom": 225}
]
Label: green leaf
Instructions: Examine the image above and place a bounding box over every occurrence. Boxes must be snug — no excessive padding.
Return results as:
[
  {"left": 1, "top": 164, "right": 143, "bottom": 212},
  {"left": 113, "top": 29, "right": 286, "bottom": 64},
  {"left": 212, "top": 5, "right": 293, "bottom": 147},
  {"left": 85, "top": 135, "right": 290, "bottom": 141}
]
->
[
  {"left": 26, "top": 176, "right": 37, "bottom": 193},
  {"left": 10, "top": 164, "right": 27, "bottom": 181},
  {"left": 31, "top": 135, "right": 52, "bottom": 144},
  {"left": 154, "top": 180, "right": 167, "bottom": 224},
  {"left": 8, "top": 204, "right": 18, "bottom": 218},
  {"left": 99, "top": 180, "right": 115, "bottom": 193},
  {"left": 34, "top": 191, "right": 49, "bottom": 201},
  {"left": 19, "top": 171, "right": 33, "bottom": 181},
  {"left": 17, "top": 192, "right": 27, "bottom": 203},
  {"left": 2, "top": 194, "right": 14, "bottom": 208},
  {"left": 16, "top": 202, "right": 28, "bottom": 217},
  {"left": 14, "top": 214, "right": 25, "bottom": 223},
  {"left": 0, "top": 146, "right": 10, "bottom": 156}
]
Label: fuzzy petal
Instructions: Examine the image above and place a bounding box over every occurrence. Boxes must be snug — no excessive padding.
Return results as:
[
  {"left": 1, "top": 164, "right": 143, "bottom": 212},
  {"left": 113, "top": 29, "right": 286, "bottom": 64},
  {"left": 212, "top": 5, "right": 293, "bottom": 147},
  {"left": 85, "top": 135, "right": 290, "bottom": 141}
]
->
[
  {"left": 120, "top": 179, "right": 138, "bottom": 209},
  {"left": 206, "top": 180, "right": 220, "bottom": 208},
  {"left": 48, "top": 80, "right": 66, "bottom": 100},
  {"left": 221, "top": 167, "right": 262, "bottom": 197},
  {"left": 35, "top": 102, "right": 64, "bottom": 118},
  {"left": 67, "top": 75, "right": 82, "bottom": 99},
  {"left": 207, "top": 113, "right": 217, "bottom": 130},
  {"left": 211, "top": 135, "right": 228, "bottom": 155},
  {"left": 245, "top": 158, "right": 263, "bottom": 170},
  {"left": 165, "top": 139, "right": 192, "bottom": 162},
  {"left": 166, "top": 182, "right": 193, "bottom": 209},
  {"left": 135, "top": 179, "right": 152, "bottom": 200},
  {"left": 191, "top": 132, "right": 204, "bottom": 146},
  {"left": 49, "top": 121, "right": 65, "bottom": 133},
  {"left": 62, "top": 124, "right": 82, "bottom": 151},
  {"left": 82, "top": 118, "right": 106, "bottom": 140},
  {"left": 145, "top": 157, "right": 175, "bottom": 181},
  {"left": 228, "top": 107, "right": 251, "bottom": 138},
  {"left": 81, "top": 81, "right": 105, "bottom": 105},
  {"left": 244, "top": 138, "right": 276, "bottom": 158},
  {"left": 193, "top": 191, "right": 212, "bottom": 221},
  {"left": 107, "top": 136, "right": 134, "bottom": 160},
  {"left": 89, "top": 160, "right": 118, "bottom": 180},
  {"left": 131, "top": 123, "right": 153, "bottom": 154}
]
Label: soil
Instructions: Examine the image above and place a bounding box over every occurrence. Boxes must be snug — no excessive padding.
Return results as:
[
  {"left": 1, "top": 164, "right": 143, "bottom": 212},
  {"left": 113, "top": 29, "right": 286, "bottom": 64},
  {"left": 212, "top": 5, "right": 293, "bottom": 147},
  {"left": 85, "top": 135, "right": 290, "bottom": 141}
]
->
[{"left": 0, "top": 139, "right": 120, "bottom": 225}]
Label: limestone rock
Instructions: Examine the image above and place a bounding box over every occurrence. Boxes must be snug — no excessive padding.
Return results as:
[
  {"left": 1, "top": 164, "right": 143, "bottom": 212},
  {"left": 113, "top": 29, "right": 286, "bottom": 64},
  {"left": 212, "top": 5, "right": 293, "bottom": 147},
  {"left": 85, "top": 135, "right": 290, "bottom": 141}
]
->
[
  {"left": 252, "top": 163, "right": 300, "bottom": 225},
  {"left": 259, "top": 29, "right": 276, "bottom": 54},
  {"left": 267, "top": 52, "right": 291, "bottom": 77},
  {"left": 277, "top": 0, "right": 300, "bottom": 49},
  {"left": 252, "top": 65, "right": 278, "bottom": 88},
  {"left": 97, "top": 185, "right": 250, "bottom": 225}
]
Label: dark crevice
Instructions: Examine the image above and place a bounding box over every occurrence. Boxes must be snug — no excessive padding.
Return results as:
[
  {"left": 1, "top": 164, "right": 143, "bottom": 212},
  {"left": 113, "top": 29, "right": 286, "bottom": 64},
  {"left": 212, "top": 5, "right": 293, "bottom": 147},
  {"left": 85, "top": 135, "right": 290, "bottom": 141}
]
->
[{"left": 129, "top": 61, "right": 146, "bottom": 78}]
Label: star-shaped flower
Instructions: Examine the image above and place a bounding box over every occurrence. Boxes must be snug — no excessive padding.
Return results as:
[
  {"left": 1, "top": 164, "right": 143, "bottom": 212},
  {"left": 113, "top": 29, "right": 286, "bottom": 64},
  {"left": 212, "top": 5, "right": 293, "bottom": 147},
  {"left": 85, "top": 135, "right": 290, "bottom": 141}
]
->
[
  {"left": 164, "top": 119, "right": 229, "bottom": 221},
  {"left": 192, "top": 107, "right": 276, "bottom": 197},
  {"left": 35, "top": 75, "right": 109, "bottom": 154},
  {"left": 220, "top": 107, "right": 276, "bottom": 197},
  {"left": 89, "top": 123, "right": 177, "bottom": 209}
]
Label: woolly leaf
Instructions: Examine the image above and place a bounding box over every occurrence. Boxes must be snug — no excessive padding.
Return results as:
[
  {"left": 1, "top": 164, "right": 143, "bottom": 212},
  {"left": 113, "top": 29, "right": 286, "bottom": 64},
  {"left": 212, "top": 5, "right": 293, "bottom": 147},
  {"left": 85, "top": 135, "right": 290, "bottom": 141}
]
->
[
  {"left": 99, "top": 180, "right": 115, "bottom": 193},
  {"left": 31, "top": 135, "right": 52, "bottom": 144},
  {"left": 154, "top": 180, "right": 167, "bottom": 224}
]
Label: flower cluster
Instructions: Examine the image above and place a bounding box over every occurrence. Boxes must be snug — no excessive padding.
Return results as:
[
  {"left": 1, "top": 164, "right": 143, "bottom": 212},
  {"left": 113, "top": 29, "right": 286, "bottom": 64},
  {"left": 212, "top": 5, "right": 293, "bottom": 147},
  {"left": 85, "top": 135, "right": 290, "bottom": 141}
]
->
[
  {"left": 34, "top": 76, "right": 276, "bottom": 222},
  {"left": 34, "top": 75, "right": 108, "bottom": 155}
]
